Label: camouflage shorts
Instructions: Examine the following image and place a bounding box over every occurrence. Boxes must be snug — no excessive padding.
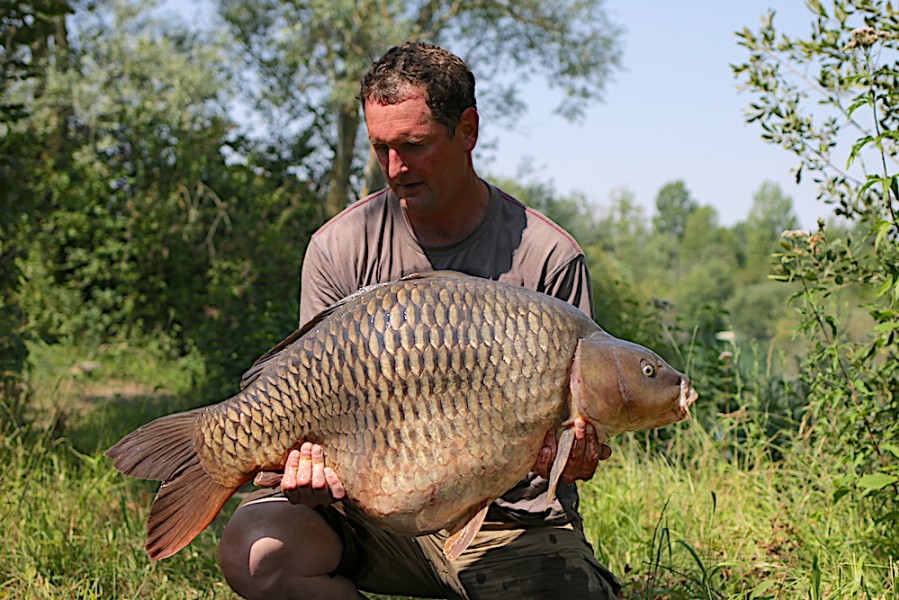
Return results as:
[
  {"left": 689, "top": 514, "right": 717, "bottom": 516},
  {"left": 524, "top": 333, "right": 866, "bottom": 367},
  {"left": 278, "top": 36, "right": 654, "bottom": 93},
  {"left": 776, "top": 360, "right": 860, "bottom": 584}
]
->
[{"left": 316, "top": 501, "right": 621, "bottom": 599}]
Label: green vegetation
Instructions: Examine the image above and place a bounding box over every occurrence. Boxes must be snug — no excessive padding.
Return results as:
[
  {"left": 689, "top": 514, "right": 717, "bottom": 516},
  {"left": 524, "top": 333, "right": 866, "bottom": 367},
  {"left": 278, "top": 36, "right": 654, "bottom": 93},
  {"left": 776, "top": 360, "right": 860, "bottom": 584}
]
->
[{"left": 1, "top": 0, "right": 897, "bottom": 598}]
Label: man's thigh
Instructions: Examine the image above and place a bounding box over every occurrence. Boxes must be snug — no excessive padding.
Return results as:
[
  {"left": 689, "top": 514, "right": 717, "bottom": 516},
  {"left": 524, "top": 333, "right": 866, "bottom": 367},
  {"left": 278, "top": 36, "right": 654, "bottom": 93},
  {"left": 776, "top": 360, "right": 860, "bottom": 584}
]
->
[
  {"left": 326, "top": 503, "right": 465, "bottom": 599},
  {"left": 452, "top": 522, "right": 620, "bottom": 599}
]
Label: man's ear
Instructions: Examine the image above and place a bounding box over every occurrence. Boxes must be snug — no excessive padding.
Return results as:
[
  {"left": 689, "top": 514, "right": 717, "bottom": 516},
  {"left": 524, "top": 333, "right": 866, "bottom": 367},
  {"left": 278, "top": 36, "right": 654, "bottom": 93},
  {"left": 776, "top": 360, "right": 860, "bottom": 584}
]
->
[{"left": 457, "top": 107, "right": 479, "bottom": 151}]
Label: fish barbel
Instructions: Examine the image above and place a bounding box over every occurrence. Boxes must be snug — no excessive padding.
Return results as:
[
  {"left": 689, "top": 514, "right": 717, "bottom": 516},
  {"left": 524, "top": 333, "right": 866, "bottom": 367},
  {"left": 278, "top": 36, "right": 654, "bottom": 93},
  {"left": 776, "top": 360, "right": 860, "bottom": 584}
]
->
[{"left": 106, "top": 271, "right": 698, "bottom": 560}]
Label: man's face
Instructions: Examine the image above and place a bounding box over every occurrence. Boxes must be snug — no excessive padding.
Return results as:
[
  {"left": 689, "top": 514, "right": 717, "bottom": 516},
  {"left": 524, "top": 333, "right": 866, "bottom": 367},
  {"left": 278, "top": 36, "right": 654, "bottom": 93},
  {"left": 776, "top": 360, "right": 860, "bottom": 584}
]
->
[{"left": 365, "top": 91, "right": 477, "bottom": 216}]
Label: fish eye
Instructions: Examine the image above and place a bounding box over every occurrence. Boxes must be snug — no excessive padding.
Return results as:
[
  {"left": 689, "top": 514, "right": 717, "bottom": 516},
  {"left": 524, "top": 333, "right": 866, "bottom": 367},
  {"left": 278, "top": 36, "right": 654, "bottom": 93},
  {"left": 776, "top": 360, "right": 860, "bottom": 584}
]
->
[{"left": 640, "top": 359, "right": 655, "bottom": 378}]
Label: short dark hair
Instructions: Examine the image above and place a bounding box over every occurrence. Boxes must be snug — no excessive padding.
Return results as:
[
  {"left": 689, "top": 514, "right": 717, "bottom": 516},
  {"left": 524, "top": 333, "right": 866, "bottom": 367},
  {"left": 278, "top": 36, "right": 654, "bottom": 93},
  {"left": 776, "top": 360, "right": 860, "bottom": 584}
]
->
[{"left": 359, "top": 41, "right": 476, "bottom": 133}]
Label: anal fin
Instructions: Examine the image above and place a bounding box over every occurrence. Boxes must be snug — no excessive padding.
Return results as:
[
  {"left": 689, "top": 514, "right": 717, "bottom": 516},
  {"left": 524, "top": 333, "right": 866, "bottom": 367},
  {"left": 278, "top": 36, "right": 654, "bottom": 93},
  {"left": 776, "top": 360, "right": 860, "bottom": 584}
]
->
[{"left": 443, "top": 500, "right": 490, "bottom": 560}]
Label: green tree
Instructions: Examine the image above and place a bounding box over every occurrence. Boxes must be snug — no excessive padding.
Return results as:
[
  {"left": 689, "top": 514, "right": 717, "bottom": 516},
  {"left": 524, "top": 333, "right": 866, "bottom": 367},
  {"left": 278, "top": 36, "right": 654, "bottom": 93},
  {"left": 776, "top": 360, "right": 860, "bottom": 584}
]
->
[
  {"left": 19, "top": 0, "right": 234, "bottom": 341},
  {"left": 652, "top": 179, "right": 698, "bottom": 239},
  {"left": 0, "top": 0, "right": 74, "bottom": 419},
  {"left": 678, "top": 205, "right": 732, "bottom": 266},
  {"left": 726, "top": 280, "right": 792, "bottom": 339},
  {"left": 744, "top": 181, "right": 799, "bottom": 277},
  {"left": 218, "top": 0, "right": 624, "bottom": 216},
  {"left": 13, "top": 0, "right": 321, "bottom": 395},
  {"left": 736, "top": 0, "right": 899, "bottom": 544},
  {"left": 587, "top": 188, "right": 673, "bottom": 349}
]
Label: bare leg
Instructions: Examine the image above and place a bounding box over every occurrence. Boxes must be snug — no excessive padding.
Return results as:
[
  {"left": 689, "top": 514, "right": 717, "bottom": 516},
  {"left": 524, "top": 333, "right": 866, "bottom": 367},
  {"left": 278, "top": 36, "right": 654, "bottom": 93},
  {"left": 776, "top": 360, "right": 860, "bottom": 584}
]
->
[{"left": 218, "top": 499, "right": 365, "bottom": 600}]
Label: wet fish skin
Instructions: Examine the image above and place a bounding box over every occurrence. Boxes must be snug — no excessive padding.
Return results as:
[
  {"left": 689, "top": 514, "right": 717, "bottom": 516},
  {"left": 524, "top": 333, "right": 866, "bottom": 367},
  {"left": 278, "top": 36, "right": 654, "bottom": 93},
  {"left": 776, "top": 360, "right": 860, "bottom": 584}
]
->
[
  {"left": 200, "top": 272, "right": 591, "bottom": 529},
  {"left": 105, "top": 271, "right": 697, "bottom": 560}
]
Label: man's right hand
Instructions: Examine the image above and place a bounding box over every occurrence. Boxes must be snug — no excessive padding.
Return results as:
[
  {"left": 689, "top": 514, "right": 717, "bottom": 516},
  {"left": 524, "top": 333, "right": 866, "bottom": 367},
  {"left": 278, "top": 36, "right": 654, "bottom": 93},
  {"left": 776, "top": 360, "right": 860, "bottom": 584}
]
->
[{"left": 254, "top": 442, "right": 346, "bottom": 508}]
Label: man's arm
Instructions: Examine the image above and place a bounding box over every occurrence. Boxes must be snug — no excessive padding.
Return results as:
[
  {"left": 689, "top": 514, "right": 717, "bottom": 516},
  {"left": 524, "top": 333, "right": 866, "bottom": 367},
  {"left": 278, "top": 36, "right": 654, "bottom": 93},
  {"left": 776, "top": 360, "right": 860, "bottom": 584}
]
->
[
  {"left": 299, "top": 237, "right": 351, "bottom": 327},
  {"left": 543, "top": 254, "right": 594, "bottom": 318}
]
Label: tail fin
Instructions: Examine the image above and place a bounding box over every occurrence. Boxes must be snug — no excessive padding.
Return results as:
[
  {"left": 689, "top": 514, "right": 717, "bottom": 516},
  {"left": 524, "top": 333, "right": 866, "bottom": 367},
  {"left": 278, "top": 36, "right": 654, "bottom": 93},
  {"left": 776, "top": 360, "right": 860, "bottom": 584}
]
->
[{"left": 105, "top": 409, "right": 242, "bottom": 560}]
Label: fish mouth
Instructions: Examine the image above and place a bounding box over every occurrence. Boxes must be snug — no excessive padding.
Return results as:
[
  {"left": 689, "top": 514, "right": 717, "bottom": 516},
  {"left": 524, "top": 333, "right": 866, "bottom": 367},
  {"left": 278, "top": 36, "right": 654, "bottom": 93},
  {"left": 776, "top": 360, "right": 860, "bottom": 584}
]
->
[{"left": 676, "top": 379, "right": 699, "bottom": 420}]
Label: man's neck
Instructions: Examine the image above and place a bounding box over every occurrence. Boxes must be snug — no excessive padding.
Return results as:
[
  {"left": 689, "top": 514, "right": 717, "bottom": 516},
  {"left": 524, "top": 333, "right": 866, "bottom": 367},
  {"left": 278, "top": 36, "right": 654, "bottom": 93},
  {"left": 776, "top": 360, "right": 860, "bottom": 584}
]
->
[{"left": 403, "top": 178, "right": 490, "bottom": 247}]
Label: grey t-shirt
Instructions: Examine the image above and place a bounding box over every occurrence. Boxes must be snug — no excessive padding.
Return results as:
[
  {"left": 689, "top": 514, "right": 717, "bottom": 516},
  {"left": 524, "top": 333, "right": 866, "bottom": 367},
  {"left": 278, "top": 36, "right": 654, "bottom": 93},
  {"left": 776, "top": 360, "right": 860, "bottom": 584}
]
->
[{"left": 299, "top": 182, "right": 594, "bottom": 525}]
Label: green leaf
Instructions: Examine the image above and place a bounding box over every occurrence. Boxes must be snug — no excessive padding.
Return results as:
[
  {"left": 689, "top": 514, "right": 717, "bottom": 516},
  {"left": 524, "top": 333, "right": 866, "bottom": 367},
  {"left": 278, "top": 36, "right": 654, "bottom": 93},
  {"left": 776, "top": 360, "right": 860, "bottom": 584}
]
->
[
  {"left": 873, "top": 218, "right": 893, "bottom": 251},
  {"left": 750, "top": 579, "right": 778, "bottom": 599},
  {"left": 833, "top": 486, "right": 852, "bottom": 503},
  {"left": 847, "top": 135, "right": 874, "bottom": 168},
  {"left": 873, "top": 320, "right": 899, "bottom": 334},
  {"left": 857, "top": 473, "right": 898, "bottom": 491},
  {"left": 846, "top": 97, "right": 868, "bottom": 119}
]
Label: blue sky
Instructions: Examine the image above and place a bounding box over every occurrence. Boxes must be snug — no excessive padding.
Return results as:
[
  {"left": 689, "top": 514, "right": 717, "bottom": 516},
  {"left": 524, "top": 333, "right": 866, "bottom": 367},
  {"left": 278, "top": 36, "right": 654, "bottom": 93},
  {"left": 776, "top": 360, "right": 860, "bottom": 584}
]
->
[{"left": 481, "top": 1, "right": 828, "bottom": 228}]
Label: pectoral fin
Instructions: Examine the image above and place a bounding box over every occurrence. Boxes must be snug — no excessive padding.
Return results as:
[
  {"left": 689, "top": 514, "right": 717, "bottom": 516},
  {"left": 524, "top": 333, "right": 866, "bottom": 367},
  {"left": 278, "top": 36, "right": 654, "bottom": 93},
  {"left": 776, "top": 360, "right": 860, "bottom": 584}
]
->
[
  {"left": 443, "top": 500, "right": 490, "bottom": 560},
  {"left": 545, "top": 427, "right": 575, "bottom": 508}
]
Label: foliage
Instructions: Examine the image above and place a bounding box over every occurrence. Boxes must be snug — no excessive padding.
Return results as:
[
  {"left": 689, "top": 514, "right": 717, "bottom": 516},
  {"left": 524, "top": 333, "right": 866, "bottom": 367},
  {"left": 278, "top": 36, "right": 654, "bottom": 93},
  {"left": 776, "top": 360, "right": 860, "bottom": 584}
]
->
[
  {"left": 218, "top": 0, "right": 624, "bottom": 215},
  {"left": 0, "top": 0, "right": 75, "bottom": 423},
  {"left": 743, "top": 181, "right": 800, "bottom": 279},
  {"left": 735, "top": 0, "right": 899, "bottom": 533},
  {"left": 7, "top": 0, "right": 323, "bottom": 399},
  {"left": 652, "top": 179, "right": 698, "bottom": 240}
]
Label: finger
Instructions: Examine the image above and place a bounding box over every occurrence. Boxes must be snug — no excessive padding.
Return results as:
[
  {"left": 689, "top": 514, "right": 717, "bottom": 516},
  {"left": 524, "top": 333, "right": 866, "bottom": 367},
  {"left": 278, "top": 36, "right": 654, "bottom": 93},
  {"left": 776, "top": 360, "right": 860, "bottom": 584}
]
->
[
  {"left": 295, "top": 442, "right": 313, "bottom": 487},
  {"left": 561, "top": 432, "right": 585, "bottom": 484},
  {"left": 573, "top": 417, "right": 587, "bottom": 440},
  {"left": 282, "top": 448, "right": 302, "bottom": 490},
  {"left": 311, "top": 444, "right": 326, "bottom": 489},
  {"left": 533, "top": 446, "right": 553, "bottom": 477},
  {"left": 324, "top": 467, "right": 346, "bottom": 500},
  {"left": 578, "top": 424, "right": 600, "bottom": 479},
  {"left": 598, "top": 443, "right": 612, "bottom": 461},
  {"left": 532, "top": 430, "right": 555, "bottom": 477}
]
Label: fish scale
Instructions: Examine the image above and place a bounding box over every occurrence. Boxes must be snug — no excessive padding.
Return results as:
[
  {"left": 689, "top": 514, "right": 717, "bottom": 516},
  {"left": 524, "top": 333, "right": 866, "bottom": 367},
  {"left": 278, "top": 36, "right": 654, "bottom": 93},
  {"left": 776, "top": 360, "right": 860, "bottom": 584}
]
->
[{"left": 106, "top": 271, "right": 697, "bottom": 560}]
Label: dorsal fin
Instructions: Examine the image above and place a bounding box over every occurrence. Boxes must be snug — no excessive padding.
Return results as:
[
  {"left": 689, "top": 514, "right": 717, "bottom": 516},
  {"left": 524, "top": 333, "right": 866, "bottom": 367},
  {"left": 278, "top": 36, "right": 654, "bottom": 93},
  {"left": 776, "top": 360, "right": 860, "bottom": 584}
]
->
[
  {"left": 400, "top": 270, "right": 470, "bottom": 282},
  {"left": 238, "top": 281, "right": 388, "bottom": 389}
]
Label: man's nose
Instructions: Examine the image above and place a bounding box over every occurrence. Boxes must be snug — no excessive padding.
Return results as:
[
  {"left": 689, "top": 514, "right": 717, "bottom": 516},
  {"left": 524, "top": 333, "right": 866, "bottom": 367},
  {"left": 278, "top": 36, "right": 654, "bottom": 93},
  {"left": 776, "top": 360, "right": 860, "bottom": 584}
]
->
[{"left": 388, "top": 148, "right": 407, "bottom": 179}]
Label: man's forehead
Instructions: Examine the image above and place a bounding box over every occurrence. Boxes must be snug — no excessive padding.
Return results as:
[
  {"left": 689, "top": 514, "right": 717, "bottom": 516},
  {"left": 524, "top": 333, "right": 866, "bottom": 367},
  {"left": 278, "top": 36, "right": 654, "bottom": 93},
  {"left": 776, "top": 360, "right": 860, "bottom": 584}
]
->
[{"left": 365, "top": 94, "right": 440, "bottom": 142}]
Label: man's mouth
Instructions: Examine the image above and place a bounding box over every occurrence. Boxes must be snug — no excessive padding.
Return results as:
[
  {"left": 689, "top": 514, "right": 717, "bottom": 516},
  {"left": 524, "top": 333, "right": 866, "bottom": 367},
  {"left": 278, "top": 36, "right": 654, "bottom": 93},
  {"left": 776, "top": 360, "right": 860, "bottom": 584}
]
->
[{"left": 396, "top": 181, "right": 424, "bottom": 193}]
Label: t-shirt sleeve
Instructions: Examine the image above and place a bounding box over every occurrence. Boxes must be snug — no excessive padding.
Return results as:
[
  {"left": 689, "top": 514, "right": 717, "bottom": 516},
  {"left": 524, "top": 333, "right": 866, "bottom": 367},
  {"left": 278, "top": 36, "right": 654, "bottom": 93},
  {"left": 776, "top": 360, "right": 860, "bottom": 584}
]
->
[
  {"left": 543, "top": 255, "right": 594, "bottom": 319},
  {"left": 298, "top": 237, "right": 350, "bottom": 327}
]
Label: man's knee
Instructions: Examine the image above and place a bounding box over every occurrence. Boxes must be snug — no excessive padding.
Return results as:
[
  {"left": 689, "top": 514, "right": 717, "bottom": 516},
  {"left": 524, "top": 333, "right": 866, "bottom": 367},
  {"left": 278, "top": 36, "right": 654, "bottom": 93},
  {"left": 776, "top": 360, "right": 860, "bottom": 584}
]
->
[
  {"left": 218, "top": 505, "right": 276, "bottom": 597},
  {"left": 218, "top": 501, "right": 345, "bottom": 599}
]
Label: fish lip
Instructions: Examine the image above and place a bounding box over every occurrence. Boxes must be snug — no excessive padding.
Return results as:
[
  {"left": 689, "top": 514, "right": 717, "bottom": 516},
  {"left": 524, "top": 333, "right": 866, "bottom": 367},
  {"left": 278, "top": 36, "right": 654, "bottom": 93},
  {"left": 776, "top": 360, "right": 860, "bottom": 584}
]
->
[{"left": 677, "top": 379, "right": 699, "bottom": 419}]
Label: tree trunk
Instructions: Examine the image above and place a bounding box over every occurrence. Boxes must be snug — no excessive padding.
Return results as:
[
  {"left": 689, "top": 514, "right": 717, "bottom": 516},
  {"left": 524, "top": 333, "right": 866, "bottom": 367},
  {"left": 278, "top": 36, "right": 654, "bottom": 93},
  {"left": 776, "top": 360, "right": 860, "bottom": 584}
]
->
[
  {"left": 326, "top": 104, "right": 361, "bottom": 217},
  {"left": 361, "top": 146, "right": 385, "bottom": 197}
]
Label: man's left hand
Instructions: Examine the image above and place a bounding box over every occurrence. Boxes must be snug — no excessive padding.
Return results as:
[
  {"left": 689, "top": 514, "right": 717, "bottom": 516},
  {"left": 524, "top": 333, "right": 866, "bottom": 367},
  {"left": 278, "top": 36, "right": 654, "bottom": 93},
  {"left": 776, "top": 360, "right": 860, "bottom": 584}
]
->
[{"left": 532, "top": 417, "right": 611, "bottom": 483}]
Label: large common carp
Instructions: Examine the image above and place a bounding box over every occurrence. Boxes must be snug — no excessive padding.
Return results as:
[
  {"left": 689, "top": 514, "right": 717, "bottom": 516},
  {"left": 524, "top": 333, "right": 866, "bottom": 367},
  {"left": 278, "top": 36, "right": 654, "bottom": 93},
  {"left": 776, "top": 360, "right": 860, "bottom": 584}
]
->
[{"left": 106, "top": 271, "right": 698, "bottom": 561}]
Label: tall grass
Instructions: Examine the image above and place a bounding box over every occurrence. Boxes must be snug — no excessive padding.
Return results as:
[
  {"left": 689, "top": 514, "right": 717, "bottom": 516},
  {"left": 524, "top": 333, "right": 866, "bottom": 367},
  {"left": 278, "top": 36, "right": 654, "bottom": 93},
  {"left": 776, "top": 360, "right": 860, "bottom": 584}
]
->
[
  {"left": 0, "top": 424, "right": 237, "bottom": 598},
  {"left": 2, "top": 340, "right": 897, "bottom": 599},
  {"left": 580, "top": 416, "right": 899, "bottom": 598}
]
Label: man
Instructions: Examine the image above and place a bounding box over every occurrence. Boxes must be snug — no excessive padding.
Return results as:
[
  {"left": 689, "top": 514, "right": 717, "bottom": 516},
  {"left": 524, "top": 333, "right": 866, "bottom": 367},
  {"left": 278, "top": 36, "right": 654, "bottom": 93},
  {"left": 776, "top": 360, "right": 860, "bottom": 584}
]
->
[{"left": 218, "top": 41, "right": 620, "bottom": 599}]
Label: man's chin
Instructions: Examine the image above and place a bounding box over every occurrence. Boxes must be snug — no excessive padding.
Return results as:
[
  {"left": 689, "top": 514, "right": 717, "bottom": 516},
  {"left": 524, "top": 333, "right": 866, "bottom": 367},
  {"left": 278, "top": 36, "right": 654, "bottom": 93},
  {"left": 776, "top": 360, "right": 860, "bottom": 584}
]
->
[
  {"left": 396, "top": 183, "right": 426, "bottom": 198},
  {"left": 397, "top": 188, "right": 433, "bottom": 210}
]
